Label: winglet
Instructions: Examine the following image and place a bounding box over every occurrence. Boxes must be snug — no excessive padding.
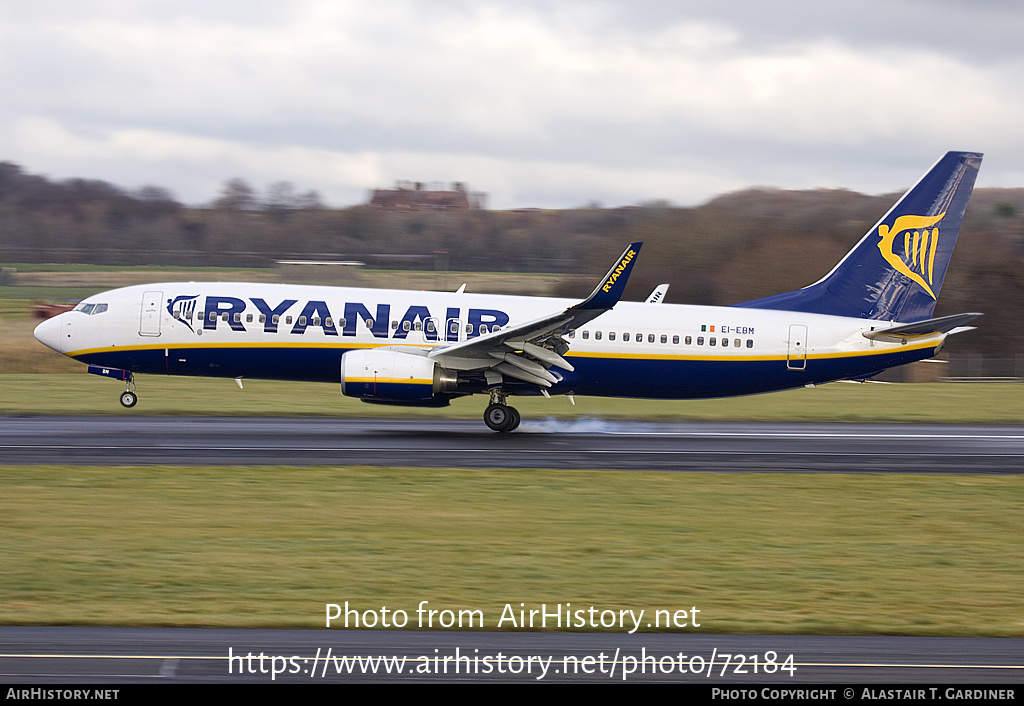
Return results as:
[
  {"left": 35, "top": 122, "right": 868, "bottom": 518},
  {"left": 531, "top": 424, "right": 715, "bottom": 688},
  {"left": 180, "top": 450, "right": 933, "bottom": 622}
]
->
[
  {"left": 574, "top": 242, "right": 642, "bottom": 311},
  {"left": 646, "top": 283, "right": 669, "bottom": 304}
]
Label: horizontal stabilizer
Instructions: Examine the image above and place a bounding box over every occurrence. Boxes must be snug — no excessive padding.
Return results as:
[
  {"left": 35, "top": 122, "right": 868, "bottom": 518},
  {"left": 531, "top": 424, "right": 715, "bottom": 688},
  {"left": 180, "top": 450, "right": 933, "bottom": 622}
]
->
[{"left": 862, "top": 312, "right": 982, "bottom": 341}]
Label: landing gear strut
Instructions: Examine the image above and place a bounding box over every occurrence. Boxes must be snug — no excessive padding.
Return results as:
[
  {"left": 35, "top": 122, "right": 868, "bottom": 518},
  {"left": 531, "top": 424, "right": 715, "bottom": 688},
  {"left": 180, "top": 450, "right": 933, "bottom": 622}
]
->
[
  {"left": 119, "top": 374, "right": 137, "bottom": 408},
  {"left": 483, "top": 389, "right": 520, "bottom": 432}
]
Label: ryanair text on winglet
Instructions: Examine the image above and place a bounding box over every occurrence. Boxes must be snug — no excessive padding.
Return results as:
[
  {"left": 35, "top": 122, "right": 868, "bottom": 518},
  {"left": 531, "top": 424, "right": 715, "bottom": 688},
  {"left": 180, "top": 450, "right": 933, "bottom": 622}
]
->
[{"left": 601, "top": 248, "right": 637, "bottom": 293}]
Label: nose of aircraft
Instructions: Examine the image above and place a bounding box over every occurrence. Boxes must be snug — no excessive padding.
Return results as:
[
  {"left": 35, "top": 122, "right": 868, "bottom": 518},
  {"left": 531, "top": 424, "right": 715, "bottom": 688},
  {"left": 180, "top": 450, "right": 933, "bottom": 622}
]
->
[{"left": 34, "top": 314, "right": 64, "bottom": 353}]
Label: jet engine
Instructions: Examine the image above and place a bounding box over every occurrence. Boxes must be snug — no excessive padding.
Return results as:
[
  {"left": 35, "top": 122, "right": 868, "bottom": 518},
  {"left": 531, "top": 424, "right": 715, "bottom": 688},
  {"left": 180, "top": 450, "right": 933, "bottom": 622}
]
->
[{"left": 341, "top": 349, "right": 457, "bottom": 403}]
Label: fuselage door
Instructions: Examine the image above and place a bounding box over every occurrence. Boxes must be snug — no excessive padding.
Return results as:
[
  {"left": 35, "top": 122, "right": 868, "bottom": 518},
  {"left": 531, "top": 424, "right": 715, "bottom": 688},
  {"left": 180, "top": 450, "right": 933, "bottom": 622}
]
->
[
  {"left": 140, "top": 290, "right": 163, "bottom": 337},
  {"left": 787, "top": 324, "right": 808, "bottom": 370}
]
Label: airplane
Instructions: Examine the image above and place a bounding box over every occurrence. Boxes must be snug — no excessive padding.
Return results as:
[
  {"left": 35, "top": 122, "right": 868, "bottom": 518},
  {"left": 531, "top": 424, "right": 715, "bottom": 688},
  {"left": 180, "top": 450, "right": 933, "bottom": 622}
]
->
[{"left": 34, "top": 151, "right": 983, "bottom": 432}]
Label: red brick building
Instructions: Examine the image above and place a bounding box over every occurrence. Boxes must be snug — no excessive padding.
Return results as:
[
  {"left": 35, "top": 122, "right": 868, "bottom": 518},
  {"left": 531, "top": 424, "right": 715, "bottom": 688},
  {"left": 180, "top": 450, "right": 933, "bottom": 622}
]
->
[{"left": 369, "top": 181, "right": 485, "bottom": 211}]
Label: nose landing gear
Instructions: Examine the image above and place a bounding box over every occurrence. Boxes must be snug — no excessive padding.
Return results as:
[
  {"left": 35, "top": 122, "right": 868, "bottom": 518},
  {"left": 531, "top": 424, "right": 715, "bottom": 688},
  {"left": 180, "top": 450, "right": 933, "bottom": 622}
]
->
[{"left": 119, "top": 374, "right": 137, "bottom": 408}]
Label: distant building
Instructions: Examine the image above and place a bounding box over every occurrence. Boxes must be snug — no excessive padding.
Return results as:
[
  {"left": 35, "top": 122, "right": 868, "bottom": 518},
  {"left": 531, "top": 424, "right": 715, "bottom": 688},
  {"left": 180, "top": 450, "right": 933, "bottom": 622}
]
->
[{"left": 369, "top": 181, "right": 485, "bottom": 211}]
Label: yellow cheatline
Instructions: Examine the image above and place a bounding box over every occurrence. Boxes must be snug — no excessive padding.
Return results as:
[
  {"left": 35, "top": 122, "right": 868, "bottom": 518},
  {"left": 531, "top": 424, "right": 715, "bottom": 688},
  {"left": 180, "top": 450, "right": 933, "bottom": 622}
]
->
[{"left": 345, "top": 377, "right": 432, "bottom": 385}]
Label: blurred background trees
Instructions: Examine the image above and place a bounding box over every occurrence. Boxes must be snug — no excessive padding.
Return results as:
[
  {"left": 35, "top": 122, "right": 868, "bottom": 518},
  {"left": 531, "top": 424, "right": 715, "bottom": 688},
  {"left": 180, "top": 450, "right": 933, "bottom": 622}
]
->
[{"left": 2, "top": 160, "right": 1021, "bottom": 358}]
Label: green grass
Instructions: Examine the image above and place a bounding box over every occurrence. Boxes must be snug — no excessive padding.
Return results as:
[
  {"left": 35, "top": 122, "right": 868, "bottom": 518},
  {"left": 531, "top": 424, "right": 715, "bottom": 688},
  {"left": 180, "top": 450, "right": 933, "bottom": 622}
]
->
[
  {"left": 1, "top": 374, "right": 1022, "bottom": 423},
  {"left": 1, "top": 263, "right": 274, "bottom": 273},
  {"left": 0, "top": 286, "right": 108, "bottom": 301},
  {"left": 1, "top": 466, "right": 1020, "bottom": 635}
]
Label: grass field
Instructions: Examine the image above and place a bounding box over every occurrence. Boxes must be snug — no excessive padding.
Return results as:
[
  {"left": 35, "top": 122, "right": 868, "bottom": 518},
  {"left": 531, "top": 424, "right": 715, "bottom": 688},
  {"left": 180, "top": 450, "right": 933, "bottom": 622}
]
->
[
  {"left": 2, "top": 465, "right": 1021, "bottom": 635},
  {"left": 2, "top": 272, "right": 1022, "bottom": 636},
  {"left": 0, "top": 377, "right": 1022, "bottom": 636}
]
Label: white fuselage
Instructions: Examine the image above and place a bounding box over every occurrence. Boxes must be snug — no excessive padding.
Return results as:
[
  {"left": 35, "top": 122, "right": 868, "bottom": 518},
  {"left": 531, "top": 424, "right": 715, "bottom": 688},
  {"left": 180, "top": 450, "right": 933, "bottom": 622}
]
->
[{"left": 35, "top": 282, "right": 943, "bottom": 400}]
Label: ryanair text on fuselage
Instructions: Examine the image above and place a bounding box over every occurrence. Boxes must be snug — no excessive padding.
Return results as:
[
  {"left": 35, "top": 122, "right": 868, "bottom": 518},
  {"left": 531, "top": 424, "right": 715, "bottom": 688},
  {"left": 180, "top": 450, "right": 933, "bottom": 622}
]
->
[{"left": 174, "top": 294, "right": 510, "bottom": 341}]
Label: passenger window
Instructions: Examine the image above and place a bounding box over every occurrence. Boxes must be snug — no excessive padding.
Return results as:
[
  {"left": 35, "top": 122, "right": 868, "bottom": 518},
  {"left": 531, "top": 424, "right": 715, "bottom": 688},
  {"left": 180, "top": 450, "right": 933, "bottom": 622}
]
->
[
  {"left": 734, "top": 339, "right": 741, "bottom": 348},
  {"left": 259, "top": 314, "right": 266, "bottom": 323},
  {"left": 246, "top": 314, "right": 253, "bottom": 323},
  {"left": 392, "top": 321, "right": 399, "bottom": 330},
  {"left": 697, "top": 337, "right": 704, "bottom": 345},
  {"left": 325, "top": 318, "right": 332, "bottom": 328},
  {"left": 298, "top": 316, "right": 307, "bottom": 326},
  {"left": 746, "top": 339, "right": 754, "bottom": 348},
  {"left": 426, "top": 321, "right": 435, "bottom": 333},
  {"left": 609, "top": 332, "right": 616, "bottom": 341},
  {"left": 479, "top": 324, "right": 488, "bottom": 334},
  {"left": 685, "top": 336, "right": 692, "bottom": 345},
  {"left": 286, "top": 316, "right": 293, "bottom": 324},
  {"left": 234, "top": 313, "right": 242, "bottom": 323},
  {"left": 221, "top": 313, "right": 229, "bottom": 322},
  {"left": 672, "top": 335, "right": 679, "bottom": 344},
  {"left": 450, "top": 322, "right": 459, "bottom": 334},
  {"left": 568, "top": 330, "right": 575, "bottom": 338},
  {"left": 582, "top": 331, "right": 590, "bottom": 340},
  {"left": 721, "top": 338, "right": 728, "bottom": 347},
  {"left": 414, "top": 321, "right": 422, "bottom": 331},
  {"left": 403, "top": 320, "right": 411, "bottom": 331},
  {"left": 648, "top": 334, "right": 655, "bottom": 343},
  {"left": 623, "top": 332, "right": 630, "bottom": 342},
  {"left": 272, "top": 315, "right": 279, "bottom": 325},
  {"left": 660, "top": 334, "right": 667, "bottom": 344},
  {"left": 710, "top": 337, "right": 716, "bottom": 346},
  {"left": 595, "top": 331, "right": 602, "bottom": 340}
]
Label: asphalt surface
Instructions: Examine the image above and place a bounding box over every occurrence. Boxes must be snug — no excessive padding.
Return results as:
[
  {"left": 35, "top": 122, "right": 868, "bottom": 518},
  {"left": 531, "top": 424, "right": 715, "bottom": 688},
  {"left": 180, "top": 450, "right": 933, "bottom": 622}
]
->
[
  {"left": 3, "top": 416, "right": 1021, "bottom": 685},
  {"left": 2, "top": 626, "right": 1021, "bottom": 684},
  {"left": 1, "top": 415, "right": 1022, "bottom": 472}
]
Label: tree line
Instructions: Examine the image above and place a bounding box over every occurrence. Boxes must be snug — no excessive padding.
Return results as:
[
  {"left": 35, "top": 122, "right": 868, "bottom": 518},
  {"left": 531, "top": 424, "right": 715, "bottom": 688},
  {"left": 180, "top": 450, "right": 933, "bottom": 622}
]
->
[{"left": 2, "top": 160, "right": 1021, "bottom": 356}]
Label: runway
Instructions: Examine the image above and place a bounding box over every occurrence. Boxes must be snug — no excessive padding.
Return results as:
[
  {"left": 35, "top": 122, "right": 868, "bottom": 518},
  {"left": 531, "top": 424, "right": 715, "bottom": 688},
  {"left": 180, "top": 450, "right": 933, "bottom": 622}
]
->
[
  {"left": 3, "top": 416, "right": 1022, "bottom": 685},
  {"left": 2, "top": 626, "right": 1021, "bottom": 684},
  {"left": 1, "top": 415, "right": 1022, "bottom": 472}
]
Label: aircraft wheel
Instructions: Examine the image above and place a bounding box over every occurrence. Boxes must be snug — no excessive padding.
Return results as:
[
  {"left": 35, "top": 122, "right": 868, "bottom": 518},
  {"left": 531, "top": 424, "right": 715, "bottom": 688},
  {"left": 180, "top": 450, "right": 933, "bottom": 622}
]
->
[
  {"left": 120, "top": 391, "right": 138, "bottom": 408},
  {"left": 508, "top": 406, "right": 521, "bottom": 431},
  {"left": 484, "top": 403, "right": 517, "bottom": 433}
]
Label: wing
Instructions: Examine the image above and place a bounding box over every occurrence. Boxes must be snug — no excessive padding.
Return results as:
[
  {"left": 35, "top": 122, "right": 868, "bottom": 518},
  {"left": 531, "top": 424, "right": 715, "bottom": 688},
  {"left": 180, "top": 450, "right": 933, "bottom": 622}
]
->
[{"left": 427, "top": 242, "right": 642, "bottom": 387}]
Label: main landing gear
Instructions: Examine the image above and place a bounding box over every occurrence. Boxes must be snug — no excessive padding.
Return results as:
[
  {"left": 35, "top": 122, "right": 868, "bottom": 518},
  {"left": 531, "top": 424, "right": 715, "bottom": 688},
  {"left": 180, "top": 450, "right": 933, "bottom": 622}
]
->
[{"left": 483, "top": 389, "right": 520, "bottom": 433}]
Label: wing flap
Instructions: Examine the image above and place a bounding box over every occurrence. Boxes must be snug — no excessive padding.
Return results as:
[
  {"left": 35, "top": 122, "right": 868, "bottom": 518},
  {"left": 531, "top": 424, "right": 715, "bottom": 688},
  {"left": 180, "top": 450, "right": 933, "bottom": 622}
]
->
[{"left": 428, "top": 242, "right": 642, "bottom": 382}]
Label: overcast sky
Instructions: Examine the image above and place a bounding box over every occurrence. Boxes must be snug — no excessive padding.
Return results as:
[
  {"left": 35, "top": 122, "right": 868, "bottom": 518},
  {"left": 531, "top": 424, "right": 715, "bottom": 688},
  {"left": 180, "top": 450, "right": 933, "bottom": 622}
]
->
[{"left": 2, "top": 0, "right": 1022, "bottom": 208}]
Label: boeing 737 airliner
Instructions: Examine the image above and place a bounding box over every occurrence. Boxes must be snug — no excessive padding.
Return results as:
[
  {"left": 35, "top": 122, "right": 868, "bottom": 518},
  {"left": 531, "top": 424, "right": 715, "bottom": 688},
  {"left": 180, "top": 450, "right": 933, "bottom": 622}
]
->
[{"left": 34, "top": 152, "right": 983, "bottom": 431}]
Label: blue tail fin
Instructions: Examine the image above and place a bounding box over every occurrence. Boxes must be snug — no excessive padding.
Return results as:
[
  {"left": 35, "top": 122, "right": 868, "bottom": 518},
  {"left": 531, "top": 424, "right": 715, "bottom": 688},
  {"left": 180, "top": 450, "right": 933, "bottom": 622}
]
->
[{"left": 736, "top": 151, "right": 982, "bottom": 322}]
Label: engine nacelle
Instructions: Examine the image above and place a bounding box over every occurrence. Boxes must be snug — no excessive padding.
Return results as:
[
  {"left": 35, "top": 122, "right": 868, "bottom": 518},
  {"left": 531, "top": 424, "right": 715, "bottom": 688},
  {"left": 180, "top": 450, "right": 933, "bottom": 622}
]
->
[{"left": 341, "top": 349, "right": 457, "bottom": 402}]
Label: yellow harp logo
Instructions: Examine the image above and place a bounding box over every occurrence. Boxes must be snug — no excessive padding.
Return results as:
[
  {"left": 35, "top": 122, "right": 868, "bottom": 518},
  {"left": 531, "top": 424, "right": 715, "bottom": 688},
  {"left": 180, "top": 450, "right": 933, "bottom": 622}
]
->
[{"left": 877, "top": 212, "right": 945, "bottom": 299}]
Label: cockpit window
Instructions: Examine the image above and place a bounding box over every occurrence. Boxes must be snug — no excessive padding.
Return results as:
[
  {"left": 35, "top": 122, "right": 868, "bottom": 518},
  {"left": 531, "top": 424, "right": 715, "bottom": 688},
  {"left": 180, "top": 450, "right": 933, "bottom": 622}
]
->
[{"left": 73, "top": 303, "right": 108, "bottom": 315}]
